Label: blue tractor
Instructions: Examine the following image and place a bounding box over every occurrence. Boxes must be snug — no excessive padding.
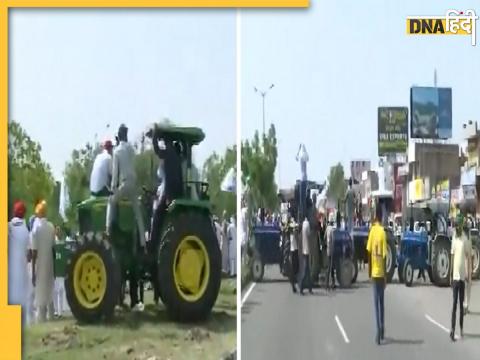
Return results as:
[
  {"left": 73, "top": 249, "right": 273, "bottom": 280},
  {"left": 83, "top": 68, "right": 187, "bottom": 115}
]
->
[
  {"left": 398, "top": 208, "right": 451, "bottom": 287},
  {"left": 250, "top": 224, "right": 283, "bottom": 282},
  {"left": 351, "top": 225, "right": 397, "bottom": 283}
]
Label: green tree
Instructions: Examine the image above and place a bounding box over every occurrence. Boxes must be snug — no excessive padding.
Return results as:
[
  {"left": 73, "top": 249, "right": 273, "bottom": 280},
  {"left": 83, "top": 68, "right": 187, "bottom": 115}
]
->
[
  {"left": 63, "top": 142, "right": 100, "bottom": 225},
  {"left": 326, "top": 162, "right": 347, "bottom": 209},
  {"left": 8, "top": 120, "right": 58, "bottom": 221},
  {"left": 202, "top": 146, "right": 236, "bottom": 218},
  {"left": 241, "top": 124, "right": 278, "bottom": 211}
]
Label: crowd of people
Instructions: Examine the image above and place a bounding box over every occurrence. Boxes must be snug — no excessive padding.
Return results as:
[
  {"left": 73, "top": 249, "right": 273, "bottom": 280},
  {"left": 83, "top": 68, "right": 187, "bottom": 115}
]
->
[
  {"left": 8, "top": 199, "right": 70, "bottom": 325},
  {"left": 213, "top": 212, "right": 237, "bottom": 277}
]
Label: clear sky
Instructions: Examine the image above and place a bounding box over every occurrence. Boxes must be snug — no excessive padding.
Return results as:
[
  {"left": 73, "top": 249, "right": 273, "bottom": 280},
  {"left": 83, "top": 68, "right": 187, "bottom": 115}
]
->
[
  {"left": 241, "top": 0, "right": 480, "bottom": 188},
  {"left": 10, "top": 9, "right": 236, "bottom": 180}
]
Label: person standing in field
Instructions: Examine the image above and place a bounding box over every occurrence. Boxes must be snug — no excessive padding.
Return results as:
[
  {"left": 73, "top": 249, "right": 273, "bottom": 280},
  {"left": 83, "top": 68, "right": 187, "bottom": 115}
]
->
[
  {"left": 8, "top": 201, "right": 30, "bottom": 325},
  {"left": 31, "top": 200, "right": 55, "bottom": 322},
  {"left": 366, "top": 207, "right": 387, "bottom": 345},
  {"left": 450, "top": 213, "right": 469, "bottom": 341},
  {"left": 53, "top": 226, "right": 66, "bottom": 318},
  {"left": 227, "top": 216, "right": 237, "bottom": 277}
]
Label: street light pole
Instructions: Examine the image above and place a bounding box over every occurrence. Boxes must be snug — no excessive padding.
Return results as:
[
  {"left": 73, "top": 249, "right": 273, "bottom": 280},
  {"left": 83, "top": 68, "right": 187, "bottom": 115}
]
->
[{"left": 254, "top": 84, "right": 274, "bottom": 136}]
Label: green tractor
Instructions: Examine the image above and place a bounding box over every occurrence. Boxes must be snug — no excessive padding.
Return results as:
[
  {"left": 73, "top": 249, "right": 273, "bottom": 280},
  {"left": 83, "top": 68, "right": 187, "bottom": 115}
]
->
[{"left": 65, "top": 124, "right": 222, "bottom": 323}]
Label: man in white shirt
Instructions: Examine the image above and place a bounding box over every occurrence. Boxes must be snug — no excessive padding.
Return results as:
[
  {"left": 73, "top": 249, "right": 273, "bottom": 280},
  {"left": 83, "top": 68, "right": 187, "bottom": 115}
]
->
[
  {"left": 450, "top": 213, "right": 469, "bottom": 341},
  {"left": 463, "top": 227, "right": 473, "bottom": 314},
  {"left": 289, "top": 217, "right": 299, "bottom": 293},
  {"left": 325, "top": 212, "right": 336, "bottom": 291},
  {"left": 31, "top": 201, "right": 55, "bottom": 322},
  {"left": 106, "top": 124, "right": 147, "bottom": 248},
  {"left": 227, "top": 217, "right": 237, "bottom": 277},
  {"left": 8, "top": 201, "right": 30, "bottom": 325},
  {"left": 90, "top": 140, "right": 113, "bottom": 197},
  {"left": 300, "top": 217, "right": 313, "bottom": 295}
]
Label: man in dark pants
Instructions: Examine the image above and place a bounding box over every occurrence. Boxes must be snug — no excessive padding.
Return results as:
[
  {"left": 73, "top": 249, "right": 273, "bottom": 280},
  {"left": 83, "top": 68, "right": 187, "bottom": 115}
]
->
[
  {"left": 289, "top": 218, "right": 299, "bottom": 293},
  {"left": 299, "top": 217, "right": 313, "bottom": 295},
  {"left": 151, "top": 132, "right": 183, "bottom": 247},
  {"left": 325, "top": 212, "right": 336, "bottom": 291},
  {"left": 366, "top": 208, "right": 387, "bottom": 345},
  {"left": 450, "top": 213, "right": 469, "bottom": 341}
]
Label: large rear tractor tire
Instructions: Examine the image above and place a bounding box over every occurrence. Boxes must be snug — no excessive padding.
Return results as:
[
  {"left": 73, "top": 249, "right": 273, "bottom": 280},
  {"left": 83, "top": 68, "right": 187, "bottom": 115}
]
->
[
  {"left": 65, "top": 232, "right": 121, "bottom": 323},
  {"left": 157, "top": 212, "right": 221, "bottom": 322},
  {"left": 431, "top": 239, "right": 451, "bottom": 287},
  {"left": 386, "top": 234, "right": 397, "bottom": 283},
  {"left": 351, "top": 259, "right": 358, "bottom": 284},
  {"left": 337, "top": 258, "right": 354, "bottom": 288},
  {"left": 472, "top": 242, "right": 480, "bottom": 279}
]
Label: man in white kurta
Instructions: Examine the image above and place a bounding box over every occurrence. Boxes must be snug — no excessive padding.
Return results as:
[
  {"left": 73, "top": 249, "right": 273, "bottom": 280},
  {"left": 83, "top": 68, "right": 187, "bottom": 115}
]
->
[
  {"left": 31, "top": 202, "right": 55, "bottom": 322},
  {"left": 221, "top": 211, "right": 230, "bottom": 274},
  {"left": 8, "top": 201, "right": 30, "bottom": 325},
  {"left": 227, "top": 217, "right": 237, "bottom": 277}
]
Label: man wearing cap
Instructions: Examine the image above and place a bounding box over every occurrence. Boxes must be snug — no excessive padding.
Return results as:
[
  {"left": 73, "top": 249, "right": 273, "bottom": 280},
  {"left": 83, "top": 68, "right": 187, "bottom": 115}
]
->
[
  {"left": 450, "top": 213, "right": 470, "bottom": 341},
  {"left": 106, "top": 124, "right": 147, "bottom": 248},
  {"left": 8, "top": 201, "right": 30, "bottom": 325},
  {"left": 31, "top": 200, "right": 55, "bottom": 322},
  {"left": 90, "top": 139, "right": 113, "bottom": 197}
]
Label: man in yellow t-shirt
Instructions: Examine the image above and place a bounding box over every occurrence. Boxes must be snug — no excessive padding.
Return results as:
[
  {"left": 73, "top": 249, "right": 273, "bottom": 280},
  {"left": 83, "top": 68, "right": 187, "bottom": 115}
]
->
[{"left": 366, "top": 208, "right": 387, "bottom": 345}]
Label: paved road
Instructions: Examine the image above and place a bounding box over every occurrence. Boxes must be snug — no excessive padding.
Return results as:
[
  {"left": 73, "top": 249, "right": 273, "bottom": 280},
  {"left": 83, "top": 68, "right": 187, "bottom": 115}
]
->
[{"left": 242, "top": 266, "right": 480, "bottom": 360}]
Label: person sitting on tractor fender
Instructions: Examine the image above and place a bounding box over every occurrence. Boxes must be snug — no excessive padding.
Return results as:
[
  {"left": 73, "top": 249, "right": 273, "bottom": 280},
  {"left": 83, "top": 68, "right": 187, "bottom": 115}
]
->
[
  {"left": 150, "top": 133, "right": 183, "bottom": 246},
  {"left": 106, "top": 124, "right": 147, "bottom": 249},
  {"left": 90, "top": 139, "right": 113, "bottom": 197}
]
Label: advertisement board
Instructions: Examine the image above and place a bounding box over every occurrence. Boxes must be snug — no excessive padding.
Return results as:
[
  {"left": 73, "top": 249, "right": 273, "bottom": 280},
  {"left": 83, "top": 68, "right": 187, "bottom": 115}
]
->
[
  {"left": 378, "top": 107, "right": 408, "bottom": 155},
  {"left": 410, "top": 86, "right": 452, "bottom": 139}
]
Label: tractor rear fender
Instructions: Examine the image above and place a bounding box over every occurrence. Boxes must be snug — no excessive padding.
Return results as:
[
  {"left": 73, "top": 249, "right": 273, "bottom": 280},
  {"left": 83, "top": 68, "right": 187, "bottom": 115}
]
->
[{"left": 167, "top": 199, "right": 212, "bottom": 216}]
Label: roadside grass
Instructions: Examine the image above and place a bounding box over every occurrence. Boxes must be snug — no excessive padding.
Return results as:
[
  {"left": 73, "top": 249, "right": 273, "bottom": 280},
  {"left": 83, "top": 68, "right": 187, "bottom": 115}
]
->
[{"left": 24, "top": 279, "right": 236, "bottom": 360}]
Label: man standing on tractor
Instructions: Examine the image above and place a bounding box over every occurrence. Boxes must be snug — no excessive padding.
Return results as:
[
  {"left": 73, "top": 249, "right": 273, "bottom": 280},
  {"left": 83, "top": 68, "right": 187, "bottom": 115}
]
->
[
  {"left": 31, "top": 200, "right": 56, "bottom": 322},
  {"left": 450, "top": 213, "right": 470, "bottom": 341},
  {"left": 90, "top": 139, "right": 113, "bottom": 197},
  {"left": 344, "top": 178, "right": 355, "bottom": 234},
  {"left": 366, "top": 207, "right": 387, "bottom": 345},
  {"left": 106, "top": 124, "right": 147, "bottom": 249}
]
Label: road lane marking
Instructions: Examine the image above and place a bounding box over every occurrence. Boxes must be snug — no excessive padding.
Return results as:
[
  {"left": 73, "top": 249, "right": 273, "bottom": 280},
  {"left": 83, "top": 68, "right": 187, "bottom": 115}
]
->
[
  {"left": 335, "top": 315, "right": 350, "bottom": 344},
  {"left": 241, "top": 282, "right": 256, "bottom": 307},
  {"left": 425, "top": 314, "right": 459, "bottom": 339}
]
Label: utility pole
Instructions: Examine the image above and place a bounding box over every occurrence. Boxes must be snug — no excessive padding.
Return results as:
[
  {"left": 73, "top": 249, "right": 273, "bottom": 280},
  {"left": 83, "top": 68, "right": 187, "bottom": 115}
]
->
[{"left": 254, "top": 84, "right": 275, "bottom": 136}]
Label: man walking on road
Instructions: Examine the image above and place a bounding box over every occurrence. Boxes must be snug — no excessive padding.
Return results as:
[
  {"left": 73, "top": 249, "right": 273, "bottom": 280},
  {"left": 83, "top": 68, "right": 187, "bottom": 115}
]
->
[
  {"left": 463, "top": 222, "right": 473, "bottom": 314},
  {"left": 344, "top": 178, "right": 355, "bottom": 234},
  {"left": 289, "top": 217, "right": 299, "bottom": 293},
  {"left": 450, "top": 213, "right": 470, "bottom": 341},
  {"left": 299, "top": 217, "right": 313, "bottom": 295},
  {"left": 366, "top": 207, "right": 387, "bottom": 345},
  {"left": 325, "top": 212, "right": 336, "bottom": 291}
]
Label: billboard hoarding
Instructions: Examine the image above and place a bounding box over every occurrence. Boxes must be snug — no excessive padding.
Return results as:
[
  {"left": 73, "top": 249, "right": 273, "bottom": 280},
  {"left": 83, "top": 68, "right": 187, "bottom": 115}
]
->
[
  {"left": 410, "top": 86, "right": 452, "bottom": 139},
  {"left": 378, "top": 107, "right": 408, "bottom": 156}
]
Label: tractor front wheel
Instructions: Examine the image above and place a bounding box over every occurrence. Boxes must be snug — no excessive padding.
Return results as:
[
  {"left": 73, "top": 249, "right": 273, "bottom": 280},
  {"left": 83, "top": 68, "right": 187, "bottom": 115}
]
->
[
  {"left": 157, "top": 212, "right": 221, "bottom": 322},
  {"left": 65, "top": 233, "right": 121, "bottom": 323}
]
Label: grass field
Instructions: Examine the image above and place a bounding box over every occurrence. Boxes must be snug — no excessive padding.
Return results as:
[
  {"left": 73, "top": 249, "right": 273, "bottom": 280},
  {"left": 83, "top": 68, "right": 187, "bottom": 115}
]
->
[{"left": 24, "top": 279, "right": 236, "bottom": 360}]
